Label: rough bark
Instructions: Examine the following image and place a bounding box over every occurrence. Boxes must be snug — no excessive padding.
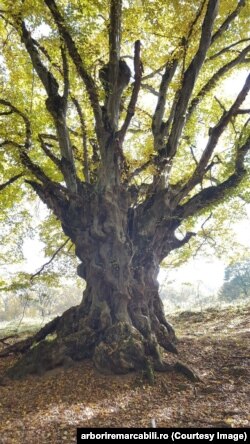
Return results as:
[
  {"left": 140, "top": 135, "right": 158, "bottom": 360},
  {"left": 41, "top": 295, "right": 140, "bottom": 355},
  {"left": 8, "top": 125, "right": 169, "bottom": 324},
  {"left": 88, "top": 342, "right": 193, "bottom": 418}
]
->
[{"left": 6, "top": 181, "right": 183, "bottom": 379}]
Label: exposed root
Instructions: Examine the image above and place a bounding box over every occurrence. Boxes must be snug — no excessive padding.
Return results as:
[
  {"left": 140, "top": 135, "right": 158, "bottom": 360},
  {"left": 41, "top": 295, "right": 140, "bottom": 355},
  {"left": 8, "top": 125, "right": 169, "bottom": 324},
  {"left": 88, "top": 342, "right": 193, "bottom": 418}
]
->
[
  {"left": 5, "top": 318, "right": 179, "bottom": 380},
  {"left": 6, "top": 339, "right": 67, "bottom": 379},
  {"left": 0, "top": 334, "right": 19, "bottom": 346},
  {"left": 4, "top": 325, "right": 198, "bottom": 383},
  {"left": 3, "top": 291, "right": 185, "bottom": 380},
  {"left": 155, "top": 325, "right": 178, "bottom": 354},
  {"left": 174, "top": 361, "right": 200, "bottom": 382},
  {"left": 0, "top": 316, "right": 61, "bottom": 358}
]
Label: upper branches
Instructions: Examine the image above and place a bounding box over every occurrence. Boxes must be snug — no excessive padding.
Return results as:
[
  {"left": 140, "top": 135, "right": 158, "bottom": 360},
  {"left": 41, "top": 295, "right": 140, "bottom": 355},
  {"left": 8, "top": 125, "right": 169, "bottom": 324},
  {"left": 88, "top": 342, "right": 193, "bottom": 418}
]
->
[
  {"left": 99, "top": 0, "right": 133, "bottom": 133},
  {"left": 179, "top": 136, "right": 250, "bottom": 221},
  {"left": 211, "top": 0, "right": 246, "bottom": 45},
  {"left": 132, "top": 1, "right": 219, "bottom": 184},
  {"left": 118, "top": 40, "right": 143, "bottom": 144},
  {"left": 186, "top": 0, "right": 249, "bottom": 122},
  {"left": 20, "top": 21, "right": 60, "bottom": 98},
  {"left": 178, "top": 73, "right": 250, "bottom": 201},
  {"left": 0, "top": 99, "right": 31, "bottom": 150},
  {"left": 0, "top": 99, "right": 73, "bottom": 217},
  {"left": 129, "top": 0, "right": 248, "bottom": 187},
  {"left": 165, "top": 0, "right": 219, "bottom": 160},
  {"left": 0, "top": 174, "right": 23, "bottom": 191},
  {"left": 44, "top": 0, "right": 103, "bottom": 139},
  {"left": 187, "top": 43, "right": 250, "bottom": 121},
  {"left": 19, "top": 20, "right": 77, "bottom": 192},
  {"left": 107, "top": 0, "right": 122, "bottom": 128},
  {"left": 152, "top": 59, "right": 178, "bottom": 151}
]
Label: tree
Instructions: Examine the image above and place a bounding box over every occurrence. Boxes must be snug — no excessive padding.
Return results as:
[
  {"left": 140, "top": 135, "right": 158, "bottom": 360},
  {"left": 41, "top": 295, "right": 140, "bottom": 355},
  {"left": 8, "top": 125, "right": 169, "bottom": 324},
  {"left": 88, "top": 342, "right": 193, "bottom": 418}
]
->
[
  {"left": 0, "top": 0, "right": 249, "bottom": 378},
  {"left": 219, "top": 259, "right": 250, "bottom": 301}
]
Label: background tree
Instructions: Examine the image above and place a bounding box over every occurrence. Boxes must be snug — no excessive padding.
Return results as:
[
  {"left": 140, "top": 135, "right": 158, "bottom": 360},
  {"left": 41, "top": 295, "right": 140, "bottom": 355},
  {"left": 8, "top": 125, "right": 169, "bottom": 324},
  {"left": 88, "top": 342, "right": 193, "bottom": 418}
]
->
[
  {"left": 0, "top": 0, "right": 249, "bottom": 378},
  {"left": 219, "top": 259, "right": 250, "bottom": 302},
  {"left": 0, "top": 276, "right": 82, "bottom": 322}
]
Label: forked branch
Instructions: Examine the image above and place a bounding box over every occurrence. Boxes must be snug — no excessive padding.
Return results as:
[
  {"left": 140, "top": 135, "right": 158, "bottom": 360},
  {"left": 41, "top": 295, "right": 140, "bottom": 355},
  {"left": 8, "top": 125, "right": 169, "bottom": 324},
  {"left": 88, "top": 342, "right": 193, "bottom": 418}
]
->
[
  {"left": 187, "top": 44, "right": 250, "bottom": 121},
  {"left": 179, "top": 73, "right": 250, "bottom": 199},
  {"left": 179, "top": 136, "right": 250, "bottom": 219},
  {"left": 0, "top": 99, "right": 31, "bottom": 149}
]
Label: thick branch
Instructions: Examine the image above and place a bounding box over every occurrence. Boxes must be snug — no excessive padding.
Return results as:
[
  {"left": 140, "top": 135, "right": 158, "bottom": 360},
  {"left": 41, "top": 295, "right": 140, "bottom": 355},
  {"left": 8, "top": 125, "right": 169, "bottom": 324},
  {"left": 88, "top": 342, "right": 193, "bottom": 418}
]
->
[
  {"left": 44, "top": 0, "right": 103, "bottom": 137},
  {"left": 19, "top": 21, "right": 77, "bottom": 192},
  {"left": 21, "top": 152, "right": 77, "bottom": 213},
  {"left": 31, "top": 35, "right": 62, "bottom": 74},
  {"left": 211, "top": 0, "right": 246, "bottom": 45},
  {"left": 119, "top": 40, "right": 143, "bottom": 143},
  {"left": 180, "top": 73, "right": 250, "bottom": 198},
  {"left": 25, "top": 179, "right": 70, "bottom": 223},
  {"left": 152, "top": 59, "right": 178, "bottom": 150},
  {"left": 0, "top": 99, "right": 31, "bottom": 149},
  {"left": 182, "top": 0, "right": 207, "bottom": 75},
  {"left": 107, "top": 0, "right": 122, "bottom": 128},
  {"left": 179, "top": 137, "right": 250, "bottom": 219},
  {"left": 0, "top": 174, "right": 23, "bottom": 191},
  {"left": 20, "top": 21, "right": 59, "bottom": 98},
  {"left": 159, "top": 231, "right": 196, "bottom": 261},
  {"left": 71, "top": 97, "right": 90, "bottom": 182},
  {"left": 61, "top": 43, "right": 70, "bottom": 101},
  {"left": 187, "top": 44, "right": 250, "bottom": 120},
  {"left": 166, "top": 0, "right": 219, "bottom": 159},
  {"left": 207, "top": 38, "right": 250, "bottom": 61},
  {"left": 109, "top": 0, "right": 122, "bottom": 69}
]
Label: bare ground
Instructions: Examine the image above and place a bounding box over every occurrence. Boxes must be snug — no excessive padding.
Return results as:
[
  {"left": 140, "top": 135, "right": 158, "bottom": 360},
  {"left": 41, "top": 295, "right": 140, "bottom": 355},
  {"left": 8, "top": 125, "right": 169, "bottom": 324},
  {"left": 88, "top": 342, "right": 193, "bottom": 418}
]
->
[{"left": 0, "top": 305, "right": 249, "bottom": 443}]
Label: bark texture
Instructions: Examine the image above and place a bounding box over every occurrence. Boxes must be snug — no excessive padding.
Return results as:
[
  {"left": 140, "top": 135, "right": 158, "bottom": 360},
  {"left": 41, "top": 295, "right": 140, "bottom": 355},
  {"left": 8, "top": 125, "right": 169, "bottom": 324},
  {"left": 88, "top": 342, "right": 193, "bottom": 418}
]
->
[{"left": 7, "top": 182, "right": 180, "bottom": 379}]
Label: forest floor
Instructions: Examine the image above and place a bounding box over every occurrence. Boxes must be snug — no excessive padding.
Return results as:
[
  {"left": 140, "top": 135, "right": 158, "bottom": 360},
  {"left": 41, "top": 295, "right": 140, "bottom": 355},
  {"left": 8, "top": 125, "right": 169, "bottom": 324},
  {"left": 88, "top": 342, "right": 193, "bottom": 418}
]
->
[{"left": 0, "top": 304, "right": 249, "bottom": 443}]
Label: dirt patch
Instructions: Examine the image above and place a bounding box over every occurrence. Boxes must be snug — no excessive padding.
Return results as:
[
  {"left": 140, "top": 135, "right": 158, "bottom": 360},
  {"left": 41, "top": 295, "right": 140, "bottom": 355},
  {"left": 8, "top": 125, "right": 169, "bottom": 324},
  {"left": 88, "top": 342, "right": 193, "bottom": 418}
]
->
[{"left": 0, "top": 306, "right": 249, "bottom": 442}]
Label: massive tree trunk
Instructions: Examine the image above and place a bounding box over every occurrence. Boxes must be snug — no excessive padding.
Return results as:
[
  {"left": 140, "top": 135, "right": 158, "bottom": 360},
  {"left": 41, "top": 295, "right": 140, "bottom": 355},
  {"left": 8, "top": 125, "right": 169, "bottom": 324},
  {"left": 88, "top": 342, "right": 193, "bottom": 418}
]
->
[{"left": 6, "top": 183, "right": 180, "bottom": 379}]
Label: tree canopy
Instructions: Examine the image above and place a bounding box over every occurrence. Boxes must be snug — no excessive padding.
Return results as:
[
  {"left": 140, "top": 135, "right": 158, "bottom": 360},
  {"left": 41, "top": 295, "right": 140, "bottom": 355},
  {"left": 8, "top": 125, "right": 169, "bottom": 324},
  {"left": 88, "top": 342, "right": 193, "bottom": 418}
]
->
[{"left": 0, "top": 0, "right": 249, "bottom": 272}]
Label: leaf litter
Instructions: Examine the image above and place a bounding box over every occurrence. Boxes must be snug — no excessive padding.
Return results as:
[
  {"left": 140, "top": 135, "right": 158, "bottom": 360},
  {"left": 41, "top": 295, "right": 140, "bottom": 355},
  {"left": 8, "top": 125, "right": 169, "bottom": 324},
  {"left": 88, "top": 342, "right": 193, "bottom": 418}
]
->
[{"left": 0, "top": 305, "right": 249, "bottom": 443}]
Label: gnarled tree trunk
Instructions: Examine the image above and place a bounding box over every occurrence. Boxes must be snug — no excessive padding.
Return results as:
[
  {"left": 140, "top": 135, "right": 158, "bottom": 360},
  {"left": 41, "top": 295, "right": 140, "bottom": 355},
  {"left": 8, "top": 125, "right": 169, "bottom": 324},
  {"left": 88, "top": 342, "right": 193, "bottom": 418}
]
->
[{"left": 7, "top": 184, "right": 181, "bottom": 379}]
